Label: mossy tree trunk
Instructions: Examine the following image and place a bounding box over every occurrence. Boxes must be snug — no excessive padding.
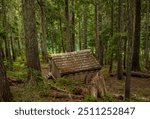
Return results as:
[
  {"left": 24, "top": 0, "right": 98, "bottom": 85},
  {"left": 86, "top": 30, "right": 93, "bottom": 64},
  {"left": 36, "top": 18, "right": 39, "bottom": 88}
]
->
[
  {"left": 0, "top": 40, "right": 13, "bottom": 101},
  {"left": 22, "top": 0, "right": 41, "bottom": 81}
]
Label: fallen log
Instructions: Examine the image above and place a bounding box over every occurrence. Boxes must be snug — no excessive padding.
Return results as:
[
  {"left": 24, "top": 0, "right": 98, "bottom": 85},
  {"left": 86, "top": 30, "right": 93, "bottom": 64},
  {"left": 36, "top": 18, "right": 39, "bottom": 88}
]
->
[
  {"left": 123, "top": 71, "right": 150, "bottom": 78},
  {"left": 110, "top": 71, "right": 150, "bottom": 78}
]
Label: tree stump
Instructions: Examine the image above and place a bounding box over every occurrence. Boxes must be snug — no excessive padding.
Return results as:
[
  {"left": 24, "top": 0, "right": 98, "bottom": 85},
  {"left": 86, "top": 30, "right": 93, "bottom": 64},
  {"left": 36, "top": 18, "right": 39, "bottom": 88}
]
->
[{"left": 89, "top": 72, "right": 107, "bottom": 99}]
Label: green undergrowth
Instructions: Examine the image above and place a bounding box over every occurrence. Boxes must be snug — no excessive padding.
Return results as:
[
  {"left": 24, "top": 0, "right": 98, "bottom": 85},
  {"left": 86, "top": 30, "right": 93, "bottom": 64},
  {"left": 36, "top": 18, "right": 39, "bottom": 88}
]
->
[
  {"left": 82, "top": 95, "right": 97, "bottom": 102},
  {"left": 12, "top": 79, "right": 51, "bottom": 102},
  {"left": 7, "top": 58, "right": 51, "bottom": 101},
  {"left": 102, "top": 94, "right": 114, "bottom": 102},
  {"left": 47, "top": 77, "right": 85, "bottom": 92},
  {"left": 7, "top": 58, "right": 27, "bottom": 82}
]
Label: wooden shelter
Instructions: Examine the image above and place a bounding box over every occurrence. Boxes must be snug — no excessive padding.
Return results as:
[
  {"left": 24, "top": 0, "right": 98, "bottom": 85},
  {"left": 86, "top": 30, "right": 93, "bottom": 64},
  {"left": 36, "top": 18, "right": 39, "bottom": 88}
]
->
[
  {"left": 49, "top": 49, "right": 101, "bottom": 83},
  {"left": 48, "top": 50, "right": 107, "bottom": 98}
]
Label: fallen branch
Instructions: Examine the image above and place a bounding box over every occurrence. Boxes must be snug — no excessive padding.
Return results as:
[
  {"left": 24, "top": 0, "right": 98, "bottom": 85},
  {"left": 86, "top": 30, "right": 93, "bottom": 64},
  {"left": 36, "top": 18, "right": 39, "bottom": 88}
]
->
[{"left": 123, "top": 71, "right": 150, "bottom": 78}]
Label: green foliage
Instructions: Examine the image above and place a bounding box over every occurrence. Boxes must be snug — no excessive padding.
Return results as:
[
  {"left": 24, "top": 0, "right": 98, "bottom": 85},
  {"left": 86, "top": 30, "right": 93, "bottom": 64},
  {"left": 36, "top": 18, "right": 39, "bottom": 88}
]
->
[
  {"left": 103, "top": 94, "right": 114, "bottom": 102},
  {"left": 82, "top": 95, "right": 97, "bottom": 102},
  {"left": 48, "top": 77, "right": 84, "bottom": 92},
  {"left": 7, "top": 60, "right": 27, "bottom": 81}
]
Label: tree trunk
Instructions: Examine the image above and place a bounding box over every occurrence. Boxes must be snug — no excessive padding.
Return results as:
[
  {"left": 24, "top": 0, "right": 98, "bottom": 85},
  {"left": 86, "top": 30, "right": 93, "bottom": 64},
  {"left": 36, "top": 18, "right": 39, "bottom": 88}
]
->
[
  {"left": 71, "top": 0, "right": 75, "bottom": 51},
  {"left": 145, "top": 0, "right": 150, "bottom": 70},
  {"left": 95, "top": 0, "right": 100, "bottom": 62},
  {"left": 125, "top": 0, "right": 134, "bottom": 100},
  {"left": 132, "top": 0, "right": 141, "bottom": 71},
  {"left": 123, "top": 38, "right": 127, "bottom": 69},
  {"left": 117, "top": 0, "right": 123, "bottom": 80},
  {"left": 65, "top": 0, "right": 72, "bottom": 52},
  {"left": 83, "top": 4, "right": 88, "bottom": 49},
  {"left": 109, "top": 0, "right": 114, "bottom": 74},
  {"left": 2, "top": 0, "right": 12, "bottom": 63},
  {"left": 38, "top": 0, "right": 48, "bottom": 62},
  {"left": 0, "top": 40, "right": 5, "bottom": 60},
  {"left": 22, "top": 0, "right": 41, "bottom": 81},
  {"left": 78, "top": 18, "right": 82, "bottom": 50},
  {"left": 10, "top": 33, "right": 16, "bottom": 61},
  {"left": 0, "top": 41, "right": 13, "bottom": 101},
  {"left": 59, "top": 18, "right": 65, "bottom": 52}
]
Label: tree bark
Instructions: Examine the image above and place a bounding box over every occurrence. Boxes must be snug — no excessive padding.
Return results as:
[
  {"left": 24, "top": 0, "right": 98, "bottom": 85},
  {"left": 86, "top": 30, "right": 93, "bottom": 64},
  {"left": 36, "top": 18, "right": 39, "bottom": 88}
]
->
[
  {"left": 22, "top": 0, "right": 41, "bottom": 80},
  {"left": 117, "top": 0, "right": 123, "bottom": 80},
  {"left": 71, "top": 0, "right": 75, "bottom": 51},
  {"left": 123, "top": 38, "right": 127, "bottom": 69},
  {"left": 0, "top": 40, "right": 5, "bottom": 60},
  {"left": 0, "top": 41, "right": 13, "bottom": 101},
  {"left": 38, "top": 0, "right": 48, "bottom": 62},
  {"left": 145, "top": 0, "right": 150, "bottom": 70},
  {"left": 83, "top": 4, "right": 88, "bottom": 49},
  {"left": 95, "top": 0, "right": 103, "bottom": 65},
  {"left": 78, "top": 18, "right": 82, "bottom": 50},
  {"left": 109, "top": 0, "right": 114, "bottom": 74},
  {"left": 125, "top": 0, "right": 134, "bottom": 100},
  {"left": 10, "top": 33, "right": 16, "bottom": 61},
  {"left": 2, "top": 0, "right": 12, "bottom": 63},
  {"left": 65, "top": 0, "right": 72, "bottom": 52},
  {"left": 132, "top": 0, "right": 141, "bottom": 71},
  {"left": 59, "top": 18, "right": 65, "bottom": 52}
]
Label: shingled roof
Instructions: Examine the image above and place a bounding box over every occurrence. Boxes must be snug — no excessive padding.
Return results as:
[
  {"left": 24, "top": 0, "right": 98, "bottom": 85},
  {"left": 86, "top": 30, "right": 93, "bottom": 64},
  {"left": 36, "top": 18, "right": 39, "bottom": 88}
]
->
[{"left": 50, "top": 49, "right": 101, "bottom": 75}]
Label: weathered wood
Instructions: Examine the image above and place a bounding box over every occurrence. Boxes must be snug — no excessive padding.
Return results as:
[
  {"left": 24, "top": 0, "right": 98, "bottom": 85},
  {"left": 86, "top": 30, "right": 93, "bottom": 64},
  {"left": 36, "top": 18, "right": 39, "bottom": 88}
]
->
[
  {"left": 89, "top": 72, "right": 107, "bottom": 99},
  {"left": 49, "top": 50, "right": 101, "bottom": 78},
  {"left": 46, "top": 72, "right": 56, "bottom": 82},
  {"left": 61, "top": 68, "right": 101, "bottom": 76}
]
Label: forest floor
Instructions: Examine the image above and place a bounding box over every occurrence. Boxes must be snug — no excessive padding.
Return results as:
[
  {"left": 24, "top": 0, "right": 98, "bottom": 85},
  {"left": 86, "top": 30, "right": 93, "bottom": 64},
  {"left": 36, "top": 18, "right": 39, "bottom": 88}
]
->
[{"left": 8, "top": 60, "right": 150, "bottom": 102}]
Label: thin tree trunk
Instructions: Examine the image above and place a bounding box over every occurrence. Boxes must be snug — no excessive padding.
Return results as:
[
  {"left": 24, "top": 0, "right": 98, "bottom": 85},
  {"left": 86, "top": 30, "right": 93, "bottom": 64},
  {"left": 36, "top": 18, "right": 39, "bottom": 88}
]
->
[
  {"left": 117, "top": 0, "right": 123, "bottom": 80},
  {"left": 17, "top": 38, "right": 21, "bottom": 56},
  {"left": 38, "top": 0, "right": 48, "bottom": 62},
  {"left": 145, "top": 0, "right": 150, "bottom": 70},
  {"left": 65, "top": 0, "right": 72, "bottom": 52},
  {"left": 109, "top": 0, "right": 114, "bottom": 74},
  {"left": 22, "top": 0, "right": 41, "bottom": 81},
  {"left": 132, "top": 0, "right": 141, "bottom": 71},
  {"left": 59, "top": 18, "right": 65, "bottom": 52},
  {"left": 95, "top": 0, "right": 103, "bottom": 65},
  {"left": 2, "top": 0, "right": 12, "bottom": 63},
  {"left": 78, "top": 18, "right": 82, "bottom": 50},
  {"left": 125, "top": 0, "right": 134, "bottom": 100},
  {"left": 10, "top": 33, "right": 16, "bottom": 61},
  {"left": 0, "top": 39, "right": 5, "bottom": 60},
  {"left": 83, "top": 4, "right": 88, "bottom": 49},
  {"left": 123, "top": 38, "right": 127, "bottom": 69},
  {"left": 71, "top": 0, "right": 75, "bottom": 51}
]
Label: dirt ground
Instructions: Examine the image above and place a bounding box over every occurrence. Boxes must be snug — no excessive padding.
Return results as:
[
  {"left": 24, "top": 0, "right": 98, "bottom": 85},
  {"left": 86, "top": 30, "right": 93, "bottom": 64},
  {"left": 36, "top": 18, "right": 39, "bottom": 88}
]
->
[{"left": 105, "top": 76, "right": 150, "bottom": 101}]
